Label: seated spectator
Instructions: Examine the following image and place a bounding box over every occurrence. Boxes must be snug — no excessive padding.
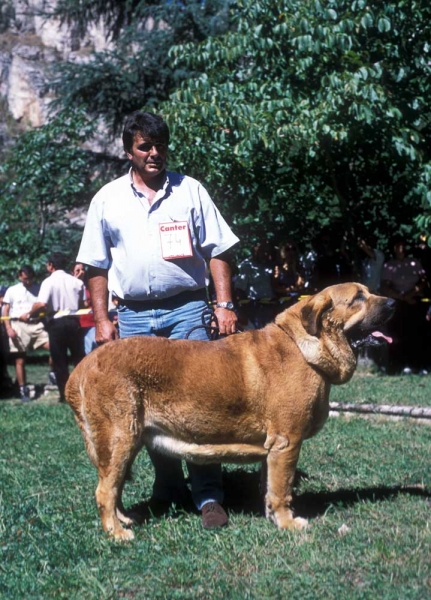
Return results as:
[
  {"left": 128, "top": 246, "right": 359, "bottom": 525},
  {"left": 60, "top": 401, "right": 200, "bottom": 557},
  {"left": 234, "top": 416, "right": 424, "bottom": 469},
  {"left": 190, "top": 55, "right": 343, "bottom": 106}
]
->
[
  {"left": 1, "top": 266, "right": 53, "bottom": 402},
  {"left": 273, "top": 240, "right": 306, "bottom": 298},
  {"left": 380, "top": 235, "right": 429, "bottom": 375},
  {"left": 234, "top": 240, "right": 277, "bottom": 328}
]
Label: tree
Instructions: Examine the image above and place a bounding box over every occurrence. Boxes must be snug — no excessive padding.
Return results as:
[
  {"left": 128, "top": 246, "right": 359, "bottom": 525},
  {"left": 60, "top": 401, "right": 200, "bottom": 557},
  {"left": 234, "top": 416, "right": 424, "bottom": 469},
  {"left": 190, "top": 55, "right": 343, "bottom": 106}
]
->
[
  {"left": 0, "top": 109, "right": 120, "bottom": 282},
  {"left": 0, "top": 1, "right": 233, "bottom": 281},
  {"left": 2, "top": 0, "right": 431, "bottom": 282},
  {"left": 48, "top": 0, "right": 233, "bottom": 135},
  {"left": 160, "top": 0, "right": 431, "bottom": 259}
]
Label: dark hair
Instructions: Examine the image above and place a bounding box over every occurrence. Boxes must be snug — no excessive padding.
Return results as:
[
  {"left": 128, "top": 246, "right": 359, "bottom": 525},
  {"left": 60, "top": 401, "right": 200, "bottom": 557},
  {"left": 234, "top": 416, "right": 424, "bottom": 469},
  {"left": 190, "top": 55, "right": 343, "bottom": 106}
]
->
[
  {"left": 18, "top": 265, "right": 35, "bottom": 278},
  {"left": 122, "top": 111, "right": 170, "bottom": 153},
  {"left": 48, "top": 252, "right": 69, "bottom": 271}
]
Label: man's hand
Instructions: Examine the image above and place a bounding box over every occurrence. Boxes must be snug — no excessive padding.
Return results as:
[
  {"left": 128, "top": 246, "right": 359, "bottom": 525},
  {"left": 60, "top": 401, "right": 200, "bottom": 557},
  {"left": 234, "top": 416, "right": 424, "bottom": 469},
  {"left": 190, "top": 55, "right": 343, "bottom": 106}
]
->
[
  {"left": 209, "top": 252, "right": 238, "bottom": 336},
  {"left": 88, "top": 266, "right": 117, "bottom": 344},
  {"left": 95, "top": 319, "right": 118, "bottom": 344},
  {"left": 214, "top": 307, "right": 238, "bottom": 336}
]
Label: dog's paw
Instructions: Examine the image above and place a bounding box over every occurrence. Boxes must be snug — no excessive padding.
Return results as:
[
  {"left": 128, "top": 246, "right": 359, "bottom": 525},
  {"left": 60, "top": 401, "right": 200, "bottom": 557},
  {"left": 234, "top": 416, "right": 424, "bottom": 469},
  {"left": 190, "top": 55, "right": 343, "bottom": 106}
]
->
[
  {"left": 290, "top": 516, "right": 308, "bottom": 530},
  {"left": 111, "top": 527, "right": 135, "bottom": 542},
  {"left": 271, "top": 510, "right": 309, "bottom": 531}
]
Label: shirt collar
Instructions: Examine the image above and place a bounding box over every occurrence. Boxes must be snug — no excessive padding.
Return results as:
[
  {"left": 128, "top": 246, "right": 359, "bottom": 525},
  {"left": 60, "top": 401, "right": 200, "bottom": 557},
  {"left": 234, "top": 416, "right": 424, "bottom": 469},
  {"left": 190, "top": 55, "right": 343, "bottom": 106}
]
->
[{"left": 128, "top": 167, "right": 170, "bottom": 200}]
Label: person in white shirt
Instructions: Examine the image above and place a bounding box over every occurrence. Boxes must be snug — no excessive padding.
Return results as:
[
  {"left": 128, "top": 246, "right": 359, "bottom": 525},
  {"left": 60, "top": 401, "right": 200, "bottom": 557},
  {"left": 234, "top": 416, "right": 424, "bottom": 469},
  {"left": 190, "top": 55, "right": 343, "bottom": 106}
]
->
[
  {"left": 29, "top": 253, "right": 85, "bottom": 402},
  {"left": 2, "top": 265, "right": 50, "bottom": 402}
]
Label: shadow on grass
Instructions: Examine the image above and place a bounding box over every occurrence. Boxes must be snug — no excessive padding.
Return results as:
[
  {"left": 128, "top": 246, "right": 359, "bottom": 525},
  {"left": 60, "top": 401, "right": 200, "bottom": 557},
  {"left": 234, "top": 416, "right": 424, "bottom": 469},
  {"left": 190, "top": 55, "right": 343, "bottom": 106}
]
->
[
  {"left": 295, "top": 484, "right": 431, "bottom": 519},
  {"left": 126, "top": 467, "right": 430, "bottom": 526},
  {"left": 223, "top": 468, "right": 431, "bottom": 519}
]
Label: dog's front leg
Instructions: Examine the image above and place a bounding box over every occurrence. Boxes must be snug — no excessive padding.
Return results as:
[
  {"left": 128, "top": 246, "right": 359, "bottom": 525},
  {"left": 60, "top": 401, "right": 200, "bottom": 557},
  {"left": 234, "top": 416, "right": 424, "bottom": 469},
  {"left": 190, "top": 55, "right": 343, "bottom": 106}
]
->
[{"left": 264, "top": 433, "right": 308, "bottom": 530}]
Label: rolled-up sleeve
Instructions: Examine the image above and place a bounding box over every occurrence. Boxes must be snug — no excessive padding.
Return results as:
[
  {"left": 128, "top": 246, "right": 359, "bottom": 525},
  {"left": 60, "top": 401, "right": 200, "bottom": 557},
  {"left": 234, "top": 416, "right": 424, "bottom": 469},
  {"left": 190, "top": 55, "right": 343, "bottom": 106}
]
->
[{"left": 76, "top": 193, "right": 111, "bottom": 269}]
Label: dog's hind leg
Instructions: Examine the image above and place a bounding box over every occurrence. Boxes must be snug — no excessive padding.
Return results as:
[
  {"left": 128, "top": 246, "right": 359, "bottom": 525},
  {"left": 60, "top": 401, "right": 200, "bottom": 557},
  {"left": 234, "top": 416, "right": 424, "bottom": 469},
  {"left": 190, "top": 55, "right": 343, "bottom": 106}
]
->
[
  {"left": 264, "top": 433, "right": 308, "bottom": 531},
  {"left": 95, "top": 437, "right": 138, "bottom": 541},
  {"left": 116, "top": 459, "right": 139, "bottom": 526}
]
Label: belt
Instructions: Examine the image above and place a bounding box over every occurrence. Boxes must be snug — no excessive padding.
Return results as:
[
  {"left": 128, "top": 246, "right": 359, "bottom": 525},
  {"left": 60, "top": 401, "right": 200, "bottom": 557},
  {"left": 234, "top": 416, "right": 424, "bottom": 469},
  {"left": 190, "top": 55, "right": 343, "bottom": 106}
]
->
[{"left": 117, "top": 288, "right": 207, "bottom": 309}]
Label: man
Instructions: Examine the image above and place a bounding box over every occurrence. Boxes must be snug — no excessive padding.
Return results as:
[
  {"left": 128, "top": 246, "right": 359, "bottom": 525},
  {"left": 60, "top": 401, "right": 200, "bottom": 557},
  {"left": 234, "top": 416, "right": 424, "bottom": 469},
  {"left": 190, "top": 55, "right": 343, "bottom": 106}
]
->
[
  {"left": 76, "top": 111, "right": 239, "bottom": 529},
  {"left": 2, "top": 266, "right": 51, "bottom": 402},
  {"left": 29, "top": 253, "right": 86, "bottom": 402}
]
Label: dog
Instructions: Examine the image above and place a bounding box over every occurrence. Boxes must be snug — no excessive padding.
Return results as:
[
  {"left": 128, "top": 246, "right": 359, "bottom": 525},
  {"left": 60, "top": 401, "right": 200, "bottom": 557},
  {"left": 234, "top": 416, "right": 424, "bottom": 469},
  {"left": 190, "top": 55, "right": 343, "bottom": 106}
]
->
[{"left": 65, "top": 283, "right": 395, "bottom": 540}]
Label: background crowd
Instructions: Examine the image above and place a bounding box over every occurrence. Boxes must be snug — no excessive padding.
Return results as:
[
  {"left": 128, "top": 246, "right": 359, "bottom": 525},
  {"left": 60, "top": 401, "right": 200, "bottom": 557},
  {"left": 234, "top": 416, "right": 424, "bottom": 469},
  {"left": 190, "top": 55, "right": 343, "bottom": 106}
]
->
[
  {"left": 233, "top": 230, "right": 431, "bottom": 376},
  {"left": 1, "top": 229, "right": 431, "bottom": 402}
]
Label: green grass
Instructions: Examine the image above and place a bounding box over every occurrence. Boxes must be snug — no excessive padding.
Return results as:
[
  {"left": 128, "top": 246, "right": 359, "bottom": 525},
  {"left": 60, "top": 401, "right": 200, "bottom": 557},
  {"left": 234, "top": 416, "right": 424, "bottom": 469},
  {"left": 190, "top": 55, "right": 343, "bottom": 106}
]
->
[
  {"left": 1, "top": 368, "right": 430, "bottom": 599},
  {"left": 330, "top": 369, "right": 431, "bottom": 407}
]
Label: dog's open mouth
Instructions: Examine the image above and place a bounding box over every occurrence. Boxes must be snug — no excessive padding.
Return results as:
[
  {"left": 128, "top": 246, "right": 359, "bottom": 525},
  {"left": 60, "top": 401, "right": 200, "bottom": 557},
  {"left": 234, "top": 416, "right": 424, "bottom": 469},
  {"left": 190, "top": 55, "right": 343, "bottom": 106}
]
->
[{"left": 350, "top": 330, "right": 393, "bottom": 349}]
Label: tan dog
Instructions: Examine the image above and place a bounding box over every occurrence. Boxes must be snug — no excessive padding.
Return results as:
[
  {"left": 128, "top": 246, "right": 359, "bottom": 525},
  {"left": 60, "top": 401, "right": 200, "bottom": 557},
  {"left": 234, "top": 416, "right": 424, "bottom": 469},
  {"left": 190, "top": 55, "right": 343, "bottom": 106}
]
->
[{"left": 65, "top": 283, "right": 395, "bottom": 540}]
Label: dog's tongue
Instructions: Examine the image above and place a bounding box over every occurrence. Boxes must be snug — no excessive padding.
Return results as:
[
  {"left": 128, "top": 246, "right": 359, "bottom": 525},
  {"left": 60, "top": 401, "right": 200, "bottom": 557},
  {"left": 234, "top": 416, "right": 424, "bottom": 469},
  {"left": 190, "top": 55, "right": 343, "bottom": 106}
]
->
[{"left": 372, "top": 331, "right": 393, "bottom": 344}]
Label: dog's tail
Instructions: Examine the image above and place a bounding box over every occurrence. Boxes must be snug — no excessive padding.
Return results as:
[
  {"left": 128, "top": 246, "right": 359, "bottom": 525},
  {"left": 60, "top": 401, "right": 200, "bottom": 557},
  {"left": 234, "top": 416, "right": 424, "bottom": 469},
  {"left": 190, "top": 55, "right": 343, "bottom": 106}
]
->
[
  {"left": 65, "top": 368, "right": 99, "bottom": 467},
  {"left": 148, "top": 433, "right": 268, "bottom": 465}
]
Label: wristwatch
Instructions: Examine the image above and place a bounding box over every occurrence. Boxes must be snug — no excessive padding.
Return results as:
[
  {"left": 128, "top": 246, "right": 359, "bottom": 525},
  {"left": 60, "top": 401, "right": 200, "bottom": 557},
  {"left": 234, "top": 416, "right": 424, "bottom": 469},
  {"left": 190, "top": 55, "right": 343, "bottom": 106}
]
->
[{"left": 216, "top": 301, "right": 235, "bottom": 311}]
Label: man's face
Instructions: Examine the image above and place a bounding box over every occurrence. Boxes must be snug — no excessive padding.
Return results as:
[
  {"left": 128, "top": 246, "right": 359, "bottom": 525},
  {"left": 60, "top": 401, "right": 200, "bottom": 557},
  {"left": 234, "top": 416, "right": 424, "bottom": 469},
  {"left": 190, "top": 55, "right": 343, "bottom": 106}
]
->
[
  {"left": 19, "top": 272, "right": 33, "bottom": 289},
  {"left": 126, "top": 134, "right": 167, "bottom": 180}
]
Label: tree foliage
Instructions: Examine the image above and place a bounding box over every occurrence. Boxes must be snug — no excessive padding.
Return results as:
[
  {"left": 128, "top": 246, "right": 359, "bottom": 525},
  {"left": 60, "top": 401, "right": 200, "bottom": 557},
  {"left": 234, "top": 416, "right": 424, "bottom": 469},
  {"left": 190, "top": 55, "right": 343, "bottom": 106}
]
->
[
  {"left": 0, "top": 109, "right": 119, "bottom": 281},
  {"left": 161, "top": 0, "right": 431, "bottom": 256},
  {"left": 2, "top": 0, "right": 431, "bottom": 282},
  {"left": 48, "top": 0, "right": 232, "bottom": 134}
]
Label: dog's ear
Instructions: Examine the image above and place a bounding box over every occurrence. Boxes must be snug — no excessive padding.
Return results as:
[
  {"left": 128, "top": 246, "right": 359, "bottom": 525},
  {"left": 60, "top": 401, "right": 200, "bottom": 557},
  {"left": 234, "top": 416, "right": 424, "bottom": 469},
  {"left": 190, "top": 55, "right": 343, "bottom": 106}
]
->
[{"left": 300, "top": 292, "right": 333, "bottom": 337}]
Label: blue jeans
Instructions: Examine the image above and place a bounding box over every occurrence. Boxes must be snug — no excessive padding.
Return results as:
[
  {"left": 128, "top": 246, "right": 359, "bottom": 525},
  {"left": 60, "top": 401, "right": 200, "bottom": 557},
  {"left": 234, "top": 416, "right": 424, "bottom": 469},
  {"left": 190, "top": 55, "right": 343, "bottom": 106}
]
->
[
  {"left": 83, "top": 327, "right": 97, "bottom": 355},
  {"left": 117, "top": 290, "right": 223, "bottom": 509}
]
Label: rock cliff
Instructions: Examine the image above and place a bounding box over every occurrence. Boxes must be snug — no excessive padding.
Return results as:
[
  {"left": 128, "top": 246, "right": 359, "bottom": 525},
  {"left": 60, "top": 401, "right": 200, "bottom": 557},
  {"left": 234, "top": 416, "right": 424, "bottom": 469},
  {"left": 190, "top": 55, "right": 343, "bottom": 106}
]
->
[{"left": 0, "top": 0, "right": 116, "bottom": 152}]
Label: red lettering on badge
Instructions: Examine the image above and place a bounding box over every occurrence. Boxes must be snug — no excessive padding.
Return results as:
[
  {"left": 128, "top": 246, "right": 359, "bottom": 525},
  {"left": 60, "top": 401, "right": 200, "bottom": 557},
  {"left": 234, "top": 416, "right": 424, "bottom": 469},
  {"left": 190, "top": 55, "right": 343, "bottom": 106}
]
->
[{"left": 159, "top": 221, "right": 193, "bottom": 259}]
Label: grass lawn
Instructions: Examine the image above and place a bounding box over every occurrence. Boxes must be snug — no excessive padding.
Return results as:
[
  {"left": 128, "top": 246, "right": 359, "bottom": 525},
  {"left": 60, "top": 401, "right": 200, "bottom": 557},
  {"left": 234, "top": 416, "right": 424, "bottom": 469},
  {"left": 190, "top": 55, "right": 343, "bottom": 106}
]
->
[{"left": 1, "top": 361, "right": 430, "bottom": 599}]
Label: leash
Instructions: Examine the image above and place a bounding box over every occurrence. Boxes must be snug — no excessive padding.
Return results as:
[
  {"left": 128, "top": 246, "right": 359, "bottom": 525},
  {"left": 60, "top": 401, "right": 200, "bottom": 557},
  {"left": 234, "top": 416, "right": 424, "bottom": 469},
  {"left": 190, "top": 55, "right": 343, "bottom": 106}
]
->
[
  {"left": 184, "top": 307, "right": 220, "bottom": 340},
  {"left": 184, "top": 306, "right": 242, "bottom": 340}
]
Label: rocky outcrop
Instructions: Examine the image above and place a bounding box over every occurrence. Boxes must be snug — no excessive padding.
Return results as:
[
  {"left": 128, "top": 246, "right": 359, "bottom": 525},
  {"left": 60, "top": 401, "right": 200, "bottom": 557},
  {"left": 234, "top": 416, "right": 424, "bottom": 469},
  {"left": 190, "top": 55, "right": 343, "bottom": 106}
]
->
[{"left": 0, "top": 0, "right": 114, "bottom": 146}]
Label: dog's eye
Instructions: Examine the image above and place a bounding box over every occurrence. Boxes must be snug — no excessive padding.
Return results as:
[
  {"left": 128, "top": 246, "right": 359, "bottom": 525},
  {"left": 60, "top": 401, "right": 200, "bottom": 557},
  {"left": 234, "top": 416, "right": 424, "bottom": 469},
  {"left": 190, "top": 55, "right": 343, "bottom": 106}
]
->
[{"left": 348, "top": 291, "right": 365, "bottom": 306}]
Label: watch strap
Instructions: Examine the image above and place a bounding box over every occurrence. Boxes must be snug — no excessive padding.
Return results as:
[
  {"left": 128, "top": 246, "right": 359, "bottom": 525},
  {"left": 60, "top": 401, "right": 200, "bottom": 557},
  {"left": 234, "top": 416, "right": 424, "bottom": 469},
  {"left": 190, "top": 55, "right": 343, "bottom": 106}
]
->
[{"left": 215, "top": 301, "right": 235, "bottom": 311}]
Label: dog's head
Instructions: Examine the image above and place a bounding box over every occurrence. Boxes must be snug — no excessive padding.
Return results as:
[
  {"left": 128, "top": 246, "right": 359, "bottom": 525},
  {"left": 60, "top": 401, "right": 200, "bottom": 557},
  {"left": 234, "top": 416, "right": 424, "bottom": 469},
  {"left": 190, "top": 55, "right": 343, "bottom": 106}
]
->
[
  {"left": 277, "top": 283, "right": 395, "bottom": 383},
  {"left": 300, "top": 283, "right": 395, "bottom": 347}
]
